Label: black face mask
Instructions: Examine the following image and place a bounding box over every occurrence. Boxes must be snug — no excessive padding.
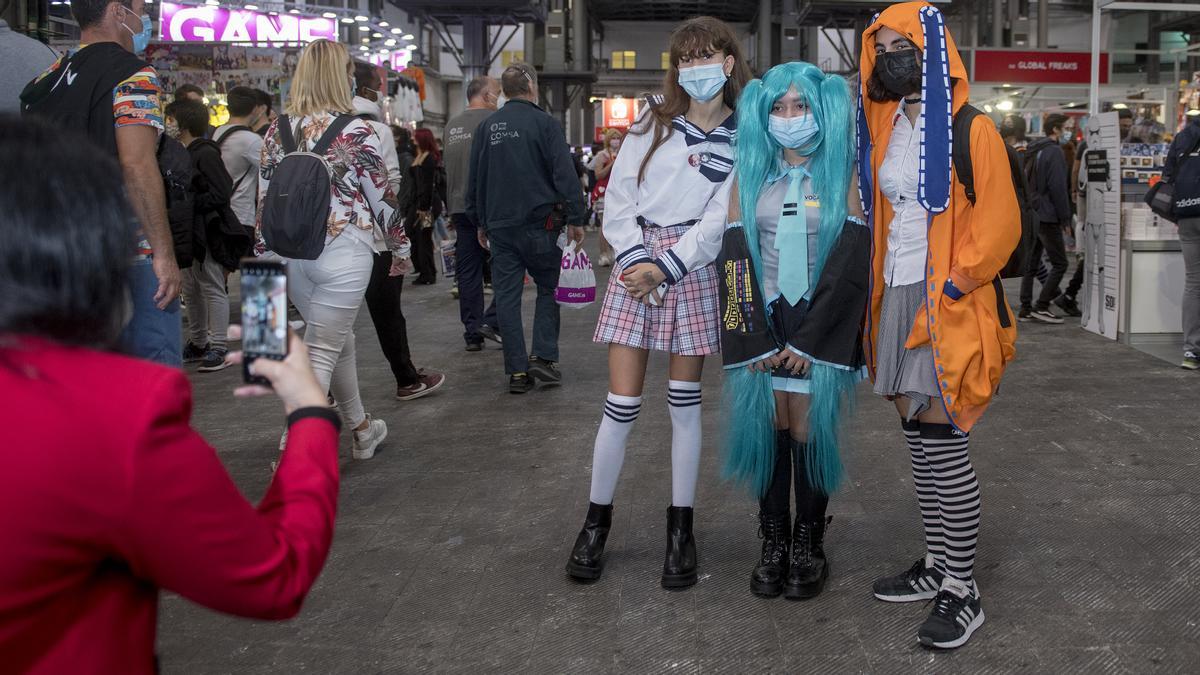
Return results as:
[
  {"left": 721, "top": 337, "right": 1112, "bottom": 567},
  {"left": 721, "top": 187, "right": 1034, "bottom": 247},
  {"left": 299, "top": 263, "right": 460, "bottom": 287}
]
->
[{"left": 877, "top": 50, "right": 922, "bottom": 98}]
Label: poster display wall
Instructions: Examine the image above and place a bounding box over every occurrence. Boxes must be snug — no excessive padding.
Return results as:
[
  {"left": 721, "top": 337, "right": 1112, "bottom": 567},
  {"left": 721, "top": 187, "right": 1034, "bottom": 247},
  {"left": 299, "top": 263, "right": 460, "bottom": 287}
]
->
[{"left": 1082, "top": 111, "right": 1122, "bottom": 339}]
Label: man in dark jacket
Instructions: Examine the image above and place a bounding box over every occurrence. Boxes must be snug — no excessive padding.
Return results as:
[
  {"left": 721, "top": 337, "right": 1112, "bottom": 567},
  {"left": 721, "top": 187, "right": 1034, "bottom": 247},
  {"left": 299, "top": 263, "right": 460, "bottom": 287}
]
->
[
  {"left": 166, "top": 98, "right": 235, "bottom": 372},
  {"left": 1164, "top": 115, "right": 1200, "bottom": 369},
  {"left": 466, "top": 62, "right": 586, "bottom": 393},
  {"left": 1019, "top": 113, "right": 1074, "bottom": 324}
]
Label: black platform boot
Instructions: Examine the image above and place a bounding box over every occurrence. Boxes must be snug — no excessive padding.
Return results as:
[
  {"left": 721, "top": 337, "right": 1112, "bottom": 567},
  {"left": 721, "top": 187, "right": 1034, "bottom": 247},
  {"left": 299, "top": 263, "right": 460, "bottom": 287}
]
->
[
  {"left": 784, "top": 514, "right": 831, "bottom": 600},
  {"left": 566, "top": 502, "right": 613, "bottom": 581},
  {"left": 784, "top": 439, "right": 831, "bottom": 600},
  {"left": 751, "top": 430, "right": 793, "bottom": 597},
  {"left": 661, "top": 506, "right": 698, "bottom": 589}
]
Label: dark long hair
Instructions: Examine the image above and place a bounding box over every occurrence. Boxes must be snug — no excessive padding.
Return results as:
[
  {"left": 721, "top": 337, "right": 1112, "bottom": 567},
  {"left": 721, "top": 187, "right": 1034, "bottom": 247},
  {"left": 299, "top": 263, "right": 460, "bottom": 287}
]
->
[
  {"left": 632, "top": 15, "right": 752, "bottom": 184},
  {"left": 0, "top": 116, "right": 134, "bottom": 350}
]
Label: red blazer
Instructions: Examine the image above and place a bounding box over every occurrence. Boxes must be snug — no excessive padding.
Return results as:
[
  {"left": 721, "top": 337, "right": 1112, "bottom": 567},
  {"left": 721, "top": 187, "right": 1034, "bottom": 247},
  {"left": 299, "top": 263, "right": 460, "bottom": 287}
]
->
[{"left": 0, "top": 338, "right": 341, "bottom": 674}]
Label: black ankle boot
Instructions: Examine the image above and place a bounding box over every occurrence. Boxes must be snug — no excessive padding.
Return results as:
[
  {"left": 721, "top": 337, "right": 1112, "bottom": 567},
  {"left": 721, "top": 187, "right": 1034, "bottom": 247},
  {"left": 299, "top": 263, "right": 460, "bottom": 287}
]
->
[
  {"left": 566, "top": 502, "right": 613, "bottom": 581},
  {"left": 784, "top": 515, "right": 831, "bottom": 600},
  {"left": 661, "top": 506, "right": 697, "bottom": 589},
  {"left": 750, "top": 509, "right": 790, "bottom": 597}
]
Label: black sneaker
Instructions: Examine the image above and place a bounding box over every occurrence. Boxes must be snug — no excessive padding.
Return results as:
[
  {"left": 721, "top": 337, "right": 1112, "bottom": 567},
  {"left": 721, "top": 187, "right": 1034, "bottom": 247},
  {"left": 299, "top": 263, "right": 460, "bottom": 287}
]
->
[
  {"left": 182, "top": 341, "right": 208, "bottom": 364},
  {"left": 196, "top": 348, "right": 231, "bottom": 372},
  {"left": 528, "top": 356, "right": 562, "bottom": 385},
  {"left": 478, "top": 324, "right": 502, "bottom": 345},
  {"left": 1017, "top": 307, "right": 1033, "bottom": 322},
  {"left": 918, "top": 584, "right": 985, "bottom": 649},
  {"left": 1053, "top": 294, "right": 1082, "bottom": 317},
  {"left": 509, "top": 373, "right": 534, "bottom": 394},
  {"left": 465, "top": 341, "right": 483, "bottom": 352},
  {"left": 1030, "top": 308, "right": 1065, "bottom": 324},
  {"left": 873, "top": 558, "right": 944, "bottom": 603}
]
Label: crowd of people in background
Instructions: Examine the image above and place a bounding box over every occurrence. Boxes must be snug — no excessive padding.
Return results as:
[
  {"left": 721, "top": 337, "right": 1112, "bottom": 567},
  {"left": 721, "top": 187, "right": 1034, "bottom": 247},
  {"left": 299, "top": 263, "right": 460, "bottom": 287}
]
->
[{"left": 2, "top": 0, "right": 1199, "bottom": 670}]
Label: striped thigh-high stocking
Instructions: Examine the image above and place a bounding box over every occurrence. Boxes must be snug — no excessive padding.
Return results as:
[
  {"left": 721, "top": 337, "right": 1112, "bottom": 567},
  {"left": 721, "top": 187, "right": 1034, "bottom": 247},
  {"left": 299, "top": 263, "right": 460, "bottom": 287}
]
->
[
  {"left": 920, "top": 423, "right": 980, "bottom": 594},
  {"left": 903, "top": 417, "right": 945, "bottom": 571}
]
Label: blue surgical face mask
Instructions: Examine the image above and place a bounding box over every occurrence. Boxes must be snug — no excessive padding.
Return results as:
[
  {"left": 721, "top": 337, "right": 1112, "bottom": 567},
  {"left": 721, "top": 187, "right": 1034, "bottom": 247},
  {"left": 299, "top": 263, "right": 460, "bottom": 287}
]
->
[
  {"left": 121, "top": 7, "right": 152, "bottom": 55},
  {"left": 1059, "top": 132, "right": 1073, "bottom": 146},
  {"left": 769, "top": 113, "right": 819, "bottom": 152},
  {"left": 677, "top": 62, "right": 728, "bottom": 103}
]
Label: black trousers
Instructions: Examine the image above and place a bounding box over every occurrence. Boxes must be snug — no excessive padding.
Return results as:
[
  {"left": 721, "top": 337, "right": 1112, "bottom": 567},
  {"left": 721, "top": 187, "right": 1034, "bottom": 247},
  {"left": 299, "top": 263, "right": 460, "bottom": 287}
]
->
[
  {"left": 1019, "top": 220, "right": 1069, "bottom": 310},
  {"left": 364, "top": 251, "right": 420, "bottom": 387},
  {"left": 405, "top": 218, "right": 438, "bottom": 283},
  {"left": 451, "top": 213, "right": 498, "bottom": 344}
]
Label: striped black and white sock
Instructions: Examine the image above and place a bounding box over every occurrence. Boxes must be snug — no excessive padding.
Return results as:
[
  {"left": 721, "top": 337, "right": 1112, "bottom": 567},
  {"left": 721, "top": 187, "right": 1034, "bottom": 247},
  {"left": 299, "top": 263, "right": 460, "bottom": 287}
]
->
[
  {"left": 903, "top": 418, "right": 945, "bottom": 572},
  {"left": 588, "top": 393, "right": 642, "bottom": 505},
  {"left": 667, "top": 380, "right": 702, "bottom": 508},
  {"left": 921, "top": 423, "right": 980, "bottom": 594}
]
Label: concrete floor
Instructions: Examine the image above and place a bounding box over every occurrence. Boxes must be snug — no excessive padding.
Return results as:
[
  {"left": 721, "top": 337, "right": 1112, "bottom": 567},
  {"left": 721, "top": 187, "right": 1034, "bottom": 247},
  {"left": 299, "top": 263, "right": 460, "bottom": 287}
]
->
[{"left": 159, "top": 256, "right": 1200, "bottom": 674}]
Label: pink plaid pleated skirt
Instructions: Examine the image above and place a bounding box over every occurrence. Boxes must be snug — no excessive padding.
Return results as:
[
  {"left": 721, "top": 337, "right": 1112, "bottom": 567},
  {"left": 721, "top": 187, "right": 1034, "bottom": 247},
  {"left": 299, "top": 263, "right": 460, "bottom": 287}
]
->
[{"left": 593, "top": 222, "right": 721, "bottom": 356}]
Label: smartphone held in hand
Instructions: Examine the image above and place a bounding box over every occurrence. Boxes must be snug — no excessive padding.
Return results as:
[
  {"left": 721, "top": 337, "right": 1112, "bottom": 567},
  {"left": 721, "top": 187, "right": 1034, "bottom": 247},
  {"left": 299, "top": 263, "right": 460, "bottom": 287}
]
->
[{"left": 240, "top": 259, "right": 289, "bottom": 386}]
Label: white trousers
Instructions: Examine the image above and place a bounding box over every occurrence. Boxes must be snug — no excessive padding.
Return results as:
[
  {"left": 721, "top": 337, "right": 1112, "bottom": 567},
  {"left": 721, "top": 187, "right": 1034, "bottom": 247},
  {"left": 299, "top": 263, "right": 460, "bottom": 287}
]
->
[
  {"left": 183, "top": 254, "right": 230, "bottom": 350},
  {"left": 284, "top": 234, "right": 375, "bottom": 428}
]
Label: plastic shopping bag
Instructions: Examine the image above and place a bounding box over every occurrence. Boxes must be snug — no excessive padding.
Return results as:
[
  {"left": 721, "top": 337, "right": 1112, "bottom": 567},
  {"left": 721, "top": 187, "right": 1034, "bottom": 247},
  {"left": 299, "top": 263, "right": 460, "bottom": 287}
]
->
[{"left": 555, "top": 240, "right": 596, "bottom": 309}]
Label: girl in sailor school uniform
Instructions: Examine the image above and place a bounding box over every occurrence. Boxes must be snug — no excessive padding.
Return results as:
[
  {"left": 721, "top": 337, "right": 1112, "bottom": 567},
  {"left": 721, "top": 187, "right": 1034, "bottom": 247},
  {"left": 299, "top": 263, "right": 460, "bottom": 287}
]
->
[
  {"left": 716, "top": 62, "right": 869, "bottom": 603},
  {"left": 859, "top": 2, "right": 1020, "bottom": 649},
  {"left": 565, "top": 16, "right": 751, "bottom": 589}
]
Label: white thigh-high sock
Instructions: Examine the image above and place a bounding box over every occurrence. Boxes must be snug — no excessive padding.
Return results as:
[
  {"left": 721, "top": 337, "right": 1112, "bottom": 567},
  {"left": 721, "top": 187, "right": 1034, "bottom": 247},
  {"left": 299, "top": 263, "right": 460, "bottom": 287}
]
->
[
  {"left": 668, "top": 380, "right": 703, "bottom": 508},
  {"left": 588, "top": 393, "right": 642, "bottom": 505}
]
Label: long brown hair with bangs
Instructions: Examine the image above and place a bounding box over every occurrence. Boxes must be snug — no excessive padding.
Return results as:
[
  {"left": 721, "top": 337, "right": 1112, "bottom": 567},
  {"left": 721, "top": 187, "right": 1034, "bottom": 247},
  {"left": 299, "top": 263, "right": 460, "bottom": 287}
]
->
[{"left": 631, "top": 16, "right": 751, "bottom": 184}]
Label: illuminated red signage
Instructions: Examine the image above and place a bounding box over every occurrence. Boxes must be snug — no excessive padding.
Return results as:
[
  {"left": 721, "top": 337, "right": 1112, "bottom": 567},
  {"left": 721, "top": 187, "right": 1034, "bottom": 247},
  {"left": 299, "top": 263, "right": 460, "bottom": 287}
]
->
[{"left": 974, "top": 50, "right": 1109, "bottom": 84}]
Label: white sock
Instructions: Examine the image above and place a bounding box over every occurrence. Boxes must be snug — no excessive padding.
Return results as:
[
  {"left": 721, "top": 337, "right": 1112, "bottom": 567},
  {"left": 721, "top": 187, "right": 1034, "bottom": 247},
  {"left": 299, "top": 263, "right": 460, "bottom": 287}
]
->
[
  {"left": 588, "top": 393, "right": 642, "bottom": 505},
  {"left": 668, "top": 380, "right": 703, "bottom": 507}
]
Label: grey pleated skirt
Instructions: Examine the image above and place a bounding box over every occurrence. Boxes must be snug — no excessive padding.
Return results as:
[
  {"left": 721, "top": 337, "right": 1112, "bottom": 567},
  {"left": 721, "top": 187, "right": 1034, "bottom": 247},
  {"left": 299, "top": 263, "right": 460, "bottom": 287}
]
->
[{"left": 873, "top": 281, "right": 941, "bottom": 418}]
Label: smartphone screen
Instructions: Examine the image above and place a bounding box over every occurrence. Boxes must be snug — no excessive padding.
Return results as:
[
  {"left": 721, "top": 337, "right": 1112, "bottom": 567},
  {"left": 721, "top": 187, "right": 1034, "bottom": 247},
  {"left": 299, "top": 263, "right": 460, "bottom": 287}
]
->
[{"left": 240, "top": 258, "right": 288, "bottom": 385}]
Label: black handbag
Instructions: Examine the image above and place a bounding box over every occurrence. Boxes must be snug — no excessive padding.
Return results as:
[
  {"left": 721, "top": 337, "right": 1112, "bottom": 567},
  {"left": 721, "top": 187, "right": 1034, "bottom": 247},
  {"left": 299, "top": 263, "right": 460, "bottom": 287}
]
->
[{"left": 1145, "top": 179, "right": 1175, "bottom": 222}]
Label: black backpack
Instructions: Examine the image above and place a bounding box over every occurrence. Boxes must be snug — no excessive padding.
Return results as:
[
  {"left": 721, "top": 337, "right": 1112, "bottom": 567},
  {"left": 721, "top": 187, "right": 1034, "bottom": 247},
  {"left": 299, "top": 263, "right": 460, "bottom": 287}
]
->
[
  {"left": 952, "top": 104, "right": 1037, "bottom": 279},
  {"left": 156, "top": 134, "right": 196, "bottom": 269},
  {"left": 260, "top": 114, "right": 354, "bottom": 260}
]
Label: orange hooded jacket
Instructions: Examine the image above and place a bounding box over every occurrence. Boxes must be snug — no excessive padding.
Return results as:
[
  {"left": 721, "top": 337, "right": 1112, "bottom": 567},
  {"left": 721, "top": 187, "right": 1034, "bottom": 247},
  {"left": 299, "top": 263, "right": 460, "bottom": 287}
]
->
[{"left": 859, "top": 2, "right": 1020, "bottom": 432}]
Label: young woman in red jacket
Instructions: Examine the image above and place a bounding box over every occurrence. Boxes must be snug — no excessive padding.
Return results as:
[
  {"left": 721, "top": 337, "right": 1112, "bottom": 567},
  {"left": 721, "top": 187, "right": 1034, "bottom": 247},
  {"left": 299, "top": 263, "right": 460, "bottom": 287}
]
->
[{"left": 0, "top": 117, "right": 342, "bottom": 674}]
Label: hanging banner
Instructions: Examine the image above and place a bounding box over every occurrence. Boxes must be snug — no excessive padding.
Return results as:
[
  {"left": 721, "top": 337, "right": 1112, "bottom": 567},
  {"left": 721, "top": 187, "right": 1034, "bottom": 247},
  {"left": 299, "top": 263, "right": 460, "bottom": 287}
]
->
[
  {"left": 159, "top": 2, "right": 338, "bottom": 44},
  {"left": 974, "top": 50, "right": 1109, "bottom": 84},
  {"left": 1082, "top": 112, "right": 1122, "bottom": 339},
  {"left": 601, "top": 97, "right": 640, "bottom": 130}
]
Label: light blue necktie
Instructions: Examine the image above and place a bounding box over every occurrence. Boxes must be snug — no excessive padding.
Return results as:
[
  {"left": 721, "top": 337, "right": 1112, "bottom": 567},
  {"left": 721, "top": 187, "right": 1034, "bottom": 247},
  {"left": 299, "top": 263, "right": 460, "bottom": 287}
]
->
[{"left": 774, "top": 166, "right": 810, "bottom": 304}]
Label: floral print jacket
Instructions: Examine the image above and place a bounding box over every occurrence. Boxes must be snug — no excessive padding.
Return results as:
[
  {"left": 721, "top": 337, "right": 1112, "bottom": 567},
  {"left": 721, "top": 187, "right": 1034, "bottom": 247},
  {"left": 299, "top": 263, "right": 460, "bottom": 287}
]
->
[{"left": 254, "top": 112, "right": 409, "bottom": 257}]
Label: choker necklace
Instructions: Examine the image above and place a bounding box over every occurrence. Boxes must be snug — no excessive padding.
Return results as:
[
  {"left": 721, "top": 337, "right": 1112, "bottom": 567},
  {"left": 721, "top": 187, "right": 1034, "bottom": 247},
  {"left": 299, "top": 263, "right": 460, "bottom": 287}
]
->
[{"left": 904, "top": 97, "right": 923, "bottom": 104}]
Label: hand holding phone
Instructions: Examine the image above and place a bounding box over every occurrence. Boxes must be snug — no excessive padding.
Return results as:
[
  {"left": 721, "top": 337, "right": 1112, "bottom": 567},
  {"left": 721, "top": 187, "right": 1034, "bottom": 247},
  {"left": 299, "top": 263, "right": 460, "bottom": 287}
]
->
[
  {"left": 229, "top": 329, "right": 328, "bottom": 415},
  {"left": 239, "top": 259, "right": 289, "bottom": 386}
]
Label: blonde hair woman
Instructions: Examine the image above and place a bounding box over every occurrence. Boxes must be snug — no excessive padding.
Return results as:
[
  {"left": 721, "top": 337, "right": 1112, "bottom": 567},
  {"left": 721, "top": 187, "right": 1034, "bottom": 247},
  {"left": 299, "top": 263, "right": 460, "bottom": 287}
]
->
[{"left": 254, "top": 39, "right": 411, "bottom": 460}]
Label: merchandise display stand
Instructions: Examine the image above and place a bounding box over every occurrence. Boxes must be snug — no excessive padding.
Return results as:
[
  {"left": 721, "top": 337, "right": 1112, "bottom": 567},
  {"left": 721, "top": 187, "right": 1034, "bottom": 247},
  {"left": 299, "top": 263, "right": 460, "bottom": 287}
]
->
[{"left": 1118, "top": 143, "right": 1186, "bottom": 360}]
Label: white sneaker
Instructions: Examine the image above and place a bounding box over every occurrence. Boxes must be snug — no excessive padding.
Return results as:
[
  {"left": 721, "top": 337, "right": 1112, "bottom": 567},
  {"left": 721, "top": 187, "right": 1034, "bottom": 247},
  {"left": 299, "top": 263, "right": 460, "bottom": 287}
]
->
[
  {"left": 598, "top": 252, "right": 613, "bottom": 267},
  {"left": 352, "top": 415, "right": 388, "bottom": 460}
]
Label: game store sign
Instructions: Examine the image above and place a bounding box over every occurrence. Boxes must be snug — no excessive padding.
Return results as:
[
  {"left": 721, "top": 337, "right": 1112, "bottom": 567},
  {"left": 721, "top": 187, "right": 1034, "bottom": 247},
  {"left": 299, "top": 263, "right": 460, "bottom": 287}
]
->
[{"left": 159, "top": 2, "right": 338, "bottom": 44}]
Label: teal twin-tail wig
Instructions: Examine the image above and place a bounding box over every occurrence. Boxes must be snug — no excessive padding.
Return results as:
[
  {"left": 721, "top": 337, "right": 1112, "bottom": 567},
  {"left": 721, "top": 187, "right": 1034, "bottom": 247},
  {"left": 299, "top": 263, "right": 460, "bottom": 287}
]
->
[{"left": 721, "top": 61, "right": 858, "bottom": 497}]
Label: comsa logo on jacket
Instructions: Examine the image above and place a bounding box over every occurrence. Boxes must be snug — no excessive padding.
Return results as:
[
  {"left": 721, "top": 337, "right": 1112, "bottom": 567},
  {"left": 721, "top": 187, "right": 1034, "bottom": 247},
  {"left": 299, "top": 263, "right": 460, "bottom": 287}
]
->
[{"left": 489, "top": 121, "right": 520, "bottom": 145}]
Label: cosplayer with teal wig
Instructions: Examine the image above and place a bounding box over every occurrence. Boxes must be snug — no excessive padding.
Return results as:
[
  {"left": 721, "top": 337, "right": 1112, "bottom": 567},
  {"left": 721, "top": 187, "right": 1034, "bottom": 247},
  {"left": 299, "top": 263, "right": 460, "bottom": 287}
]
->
[{"left": 715, "top": 61, "right": 871, "bottom": 601}]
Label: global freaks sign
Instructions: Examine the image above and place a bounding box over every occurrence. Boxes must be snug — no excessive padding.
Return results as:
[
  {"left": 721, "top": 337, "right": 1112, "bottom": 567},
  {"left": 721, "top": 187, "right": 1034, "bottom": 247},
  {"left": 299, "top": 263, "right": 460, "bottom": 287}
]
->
[
  {"left": 974, "top": 50, "right": 1109, "bottom": 84},
  {"left": 159, "top": 2, "right": 337, "bottom": 44}
]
